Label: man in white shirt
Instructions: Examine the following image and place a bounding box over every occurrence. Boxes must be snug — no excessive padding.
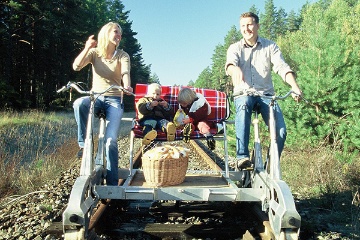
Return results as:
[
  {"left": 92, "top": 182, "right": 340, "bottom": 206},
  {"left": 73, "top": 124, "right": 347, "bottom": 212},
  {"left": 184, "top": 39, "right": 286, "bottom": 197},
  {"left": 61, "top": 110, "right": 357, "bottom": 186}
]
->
[{"left": 225, "top": 12, "right": 302, "bottom": 170}]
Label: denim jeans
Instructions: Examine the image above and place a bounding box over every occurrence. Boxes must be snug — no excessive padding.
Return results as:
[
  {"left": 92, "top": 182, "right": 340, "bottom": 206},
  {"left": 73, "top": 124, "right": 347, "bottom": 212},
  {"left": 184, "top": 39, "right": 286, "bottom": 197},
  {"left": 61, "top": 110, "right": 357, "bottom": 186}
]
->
[
  {"left": 139, "top": 119, "right": 170, "bottom": 133},
  {"left": 234, "top": 96, "right": 286, "bottom": 160},
  {"left": 73, "top": 95, "right": 124, "bottom": 186}
]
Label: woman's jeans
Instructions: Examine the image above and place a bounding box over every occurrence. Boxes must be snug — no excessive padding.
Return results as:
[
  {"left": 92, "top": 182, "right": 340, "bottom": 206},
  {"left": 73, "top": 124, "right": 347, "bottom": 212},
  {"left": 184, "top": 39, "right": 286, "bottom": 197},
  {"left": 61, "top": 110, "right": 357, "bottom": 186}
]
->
[
  {"left": 234, "top": 96, "right": 286, "bottom": 160},
  {"left": 73, "top": 96, "right": 124, "bottom": 186}
]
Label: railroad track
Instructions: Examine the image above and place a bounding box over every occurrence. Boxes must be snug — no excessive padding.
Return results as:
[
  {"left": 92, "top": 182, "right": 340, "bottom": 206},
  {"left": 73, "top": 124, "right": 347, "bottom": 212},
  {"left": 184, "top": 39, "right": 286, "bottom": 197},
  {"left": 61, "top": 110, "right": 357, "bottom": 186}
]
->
[{"left": 49, "top": 139, "right": 275, "bottom": 240}]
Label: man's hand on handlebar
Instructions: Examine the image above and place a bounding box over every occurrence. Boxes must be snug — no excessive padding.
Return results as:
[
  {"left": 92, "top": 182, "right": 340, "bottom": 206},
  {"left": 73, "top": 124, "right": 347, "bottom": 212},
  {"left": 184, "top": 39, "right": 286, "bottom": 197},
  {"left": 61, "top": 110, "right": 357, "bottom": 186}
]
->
[{"left": 291, "top": 87, "right": 303, "bottom": 103}]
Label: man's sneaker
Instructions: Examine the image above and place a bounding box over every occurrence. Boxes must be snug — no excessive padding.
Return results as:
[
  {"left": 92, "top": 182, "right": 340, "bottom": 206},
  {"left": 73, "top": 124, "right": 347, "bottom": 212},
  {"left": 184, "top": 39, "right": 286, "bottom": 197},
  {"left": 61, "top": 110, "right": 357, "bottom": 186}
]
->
[
  {"left": 77, "top": 148, "right": 83, "bottom": 159},
  {"left": 142, "top": 129, "right": 157, "bottom": 145},
  {"left": 166, "top": 122, "right": 176, "bottom": 141},
  {"left": 236, "top": 157, "right": 252, "bottom": 171},
  {"left": 206, "top": 135, "right": 216, "bottom": 150},
  {"left": 183, "top": 123, "right": 193, "bottom": 143}
]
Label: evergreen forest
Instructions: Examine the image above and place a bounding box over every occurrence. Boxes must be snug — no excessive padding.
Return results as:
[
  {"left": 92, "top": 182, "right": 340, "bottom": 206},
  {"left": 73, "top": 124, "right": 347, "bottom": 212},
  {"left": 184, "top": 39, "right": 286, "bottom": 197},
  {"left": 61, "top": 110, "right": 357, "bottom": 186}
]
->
[{"left": 1, "top": 0, "right": 359, "bottom": 156}]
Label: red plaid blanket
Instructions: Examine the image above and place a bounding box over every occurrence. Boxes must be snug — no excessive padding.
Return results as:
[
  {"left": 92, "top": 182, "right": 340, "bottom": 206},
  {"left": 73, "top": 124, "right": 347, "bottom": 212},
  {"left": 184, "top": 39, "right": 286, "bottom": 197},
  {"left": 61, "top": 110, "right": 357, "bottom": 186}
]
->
[{"left": 132, "top": 84, "right": 229, "bottom": 140}]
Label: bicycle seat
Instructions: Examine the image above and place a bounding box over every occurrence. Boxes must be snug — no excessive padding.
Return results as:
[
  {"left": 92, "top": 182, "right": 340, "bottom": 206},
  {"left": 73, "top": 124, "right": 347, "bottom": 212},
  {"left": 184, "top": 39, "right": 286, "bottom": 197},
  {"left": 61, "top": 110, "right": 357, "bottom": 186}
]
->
[
  {"left": 253, "top": 103, "right": 261, "bottom": 114},
  {"left": 95, "top": 109, "right": 106, "bottom": 119}
]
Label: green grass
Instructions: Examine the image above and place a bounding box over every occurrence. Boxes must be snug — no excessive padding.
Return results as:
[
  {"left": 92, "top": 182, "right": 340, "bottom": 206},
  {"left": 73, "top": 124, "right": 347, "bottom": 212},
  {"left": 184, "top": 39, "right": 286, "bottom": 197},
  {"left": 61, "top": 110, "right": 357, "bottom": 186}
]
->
[
  {"left": 0, "top": 109, "right": 69, "bottom": 127},
  {"left": 0, "top": 110, "right": 79, "bottom": 196}
]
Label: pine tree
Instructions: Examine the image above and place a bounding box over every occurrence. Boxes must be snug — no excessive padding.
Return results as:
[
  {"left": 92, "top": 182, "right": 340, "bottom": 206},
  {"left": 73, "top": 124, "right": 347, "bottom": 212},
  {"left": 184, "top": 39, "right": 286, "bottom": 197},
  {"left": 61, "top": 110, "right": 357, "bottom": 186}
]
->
[
  {"left": 249, "top": 5, "right": 260, "bottom": 15},
  {"left": 274, "top": 7, "right": 287, "bottom": 37},
  {"left": 278, "top": 0, "right": 360, "bottom": 153},
  {"left": 260, "top": 0, "right": 277, "bottom": 40},
  {"left": 194, "top": 67, "right": 212, "bottom": 89},
  {"left": 0, "top": 0, "right": 150, "bottom": 109},
  {"left": 287, "top": 10, "right": 301, "bottom": 32}
]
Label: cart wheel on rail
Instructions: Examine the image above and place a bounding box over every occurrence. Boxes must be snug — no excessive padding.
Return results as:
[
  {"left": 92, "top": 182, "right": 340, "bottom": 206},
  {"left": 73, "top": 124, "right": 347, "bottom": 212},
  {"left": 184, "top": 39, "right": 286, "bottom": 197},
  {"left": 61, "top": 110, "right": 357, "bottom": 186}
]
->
[
  {"left": 279, "top": 229, "right": 299, "bottom": 240},
  {"left": 64, "top": 227, "right": 85, "bottom": 240},
  {"left": 63, "top": 176, "right": 98, "bottom": 240}
]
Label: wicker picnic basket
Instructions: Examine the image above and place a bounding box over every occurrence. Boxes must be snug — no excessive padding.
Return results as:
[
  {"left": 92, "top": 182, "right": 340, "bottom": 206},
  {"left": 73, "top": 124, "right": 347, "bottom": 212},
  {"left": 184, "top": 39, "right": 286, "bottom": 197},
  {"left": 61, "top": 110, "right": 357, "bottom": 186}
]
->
[{"left": 142, "top": 145, "right": 189, "bottom": 187}]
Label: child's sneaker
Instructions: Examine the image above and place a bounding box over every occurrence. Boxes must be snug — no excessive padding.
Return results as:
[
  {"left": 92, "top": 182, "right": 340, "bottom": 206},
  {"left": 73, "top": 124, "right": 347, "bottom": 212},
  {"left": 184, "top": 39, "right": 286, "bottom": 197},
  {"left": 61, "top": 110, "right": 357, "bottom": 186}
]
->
[
  {"left": 183, "top": 123, "right": 193, "bottom": 143},
  {"left": 142, "top": 129, "right": 157, "bottom": 145},
  {"left": 166, "top": 122, "right": 176, "bottom": 141},
  {"left": 206, "top": 135, "right": 216, "bottom": 150}
]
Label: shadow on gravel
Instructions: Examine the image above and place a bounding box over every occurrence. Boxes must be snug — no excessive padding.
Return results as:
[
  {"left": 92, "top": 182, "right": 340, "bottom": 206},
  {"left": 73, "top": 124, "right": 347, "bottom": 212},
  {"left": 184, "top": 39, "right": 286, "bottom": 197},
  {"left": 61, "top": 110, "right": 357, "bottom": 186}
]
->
[{"left": 95, "top": 201, "right": 262, "bottom": 239}]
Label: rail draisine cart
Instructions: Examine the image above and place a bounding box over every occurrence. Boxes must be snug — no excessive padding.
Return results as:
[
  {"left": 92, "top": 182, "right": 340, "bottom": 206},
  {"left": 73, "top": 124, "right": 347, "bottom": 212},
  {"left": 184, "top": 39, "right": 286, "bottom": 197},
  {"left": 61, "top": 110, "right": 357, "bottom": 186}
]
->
[{"left": 60, "top": 83, "right": 301, "bottom": 240}]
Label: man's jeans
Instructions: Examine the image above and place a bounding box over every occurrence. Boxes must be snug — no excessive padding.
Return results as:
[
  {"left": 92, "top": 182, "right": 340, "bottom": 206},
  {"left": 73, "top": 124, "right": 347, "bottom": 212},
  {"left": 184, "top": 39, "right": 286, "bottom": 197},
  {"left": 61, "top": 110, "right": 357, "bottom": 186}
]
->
[
  {"left": 73, "top": 96, "right": 124, "bottom": 186},
  {"left": 234, "top": 96, "right": 286, "bottom": 160}
]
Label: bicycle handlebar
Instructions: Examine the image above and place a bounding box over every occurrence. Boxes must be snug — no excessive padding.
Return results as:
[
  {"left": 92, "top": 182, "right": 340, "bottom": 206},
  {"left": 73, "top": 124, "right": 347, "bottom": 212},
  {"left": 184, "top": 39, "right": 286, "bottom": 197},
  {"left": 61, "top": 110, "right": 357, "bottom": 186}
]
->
[
  {"left": 242, "top": 89, "right": 308, "bottom": 103},
  {"left": 57, "top": 81, "right": 135, "bottom": 96},
  {"left": 266, "top": 90, "right": 309, "bottom": 103},
  {"left": 56, "top": 82, "right": 89, "bottom": 94},
  {"left": 265, "top": 90, "right": 294, "bottom": 100}
]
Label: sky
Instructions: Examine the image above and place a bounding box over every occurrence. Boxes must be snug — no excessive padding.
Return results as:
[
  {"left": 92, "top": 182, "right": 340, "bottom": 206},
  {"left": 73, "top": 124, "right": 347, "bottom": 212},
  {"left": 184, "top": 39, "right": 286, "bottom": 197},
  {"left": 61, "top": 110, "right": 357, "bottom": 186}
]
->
[{"left": 122, "top": 0, "right": 315, "bottom": 86}]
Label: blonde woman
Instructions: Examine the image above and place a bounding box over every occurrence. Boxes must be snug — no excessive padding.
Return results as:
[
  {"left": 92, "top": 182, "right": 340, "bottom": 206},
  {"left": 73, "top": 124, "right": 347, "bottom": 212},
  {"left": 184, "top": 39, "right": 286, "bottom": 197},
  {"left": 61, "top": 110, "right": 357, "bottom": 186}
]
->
[{"left": 72, "top": 22, "right": 133, "bottom": 186}]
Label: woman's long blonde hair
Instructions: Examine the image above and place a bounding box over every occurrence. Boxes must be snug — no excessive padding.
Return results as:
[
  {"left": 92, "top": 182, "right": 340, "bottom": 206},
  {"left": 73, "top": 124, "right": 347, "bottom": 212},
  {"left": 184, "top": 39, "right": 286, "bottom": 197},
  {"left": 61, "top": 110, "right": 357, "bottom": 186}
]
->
[{"left": 97, "top": 22, "right": 122, "bottom": 58}]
